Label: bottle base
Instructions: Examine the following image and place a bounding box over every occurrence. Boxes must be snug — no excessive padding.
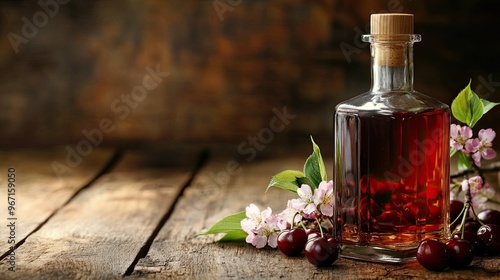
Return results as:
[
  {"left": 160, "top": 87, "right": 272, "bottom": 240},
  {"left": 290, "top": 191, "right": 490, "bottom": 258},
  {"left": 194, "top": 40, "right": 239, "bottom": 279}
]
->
[{"left": 340, "top": 244, "right": 417, "bottom": 263}]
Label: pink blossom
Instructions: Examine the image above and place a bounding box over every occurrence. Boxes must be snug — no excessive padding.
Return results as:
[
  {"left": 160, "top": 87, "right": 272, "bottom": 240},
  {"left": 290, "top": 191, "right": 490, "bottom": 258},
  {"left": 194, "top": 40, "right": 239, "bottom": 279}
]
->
[
  {"left": 470, "top": 128, "right": 497, "bottom": 167},
  {"left": 289, "top": 184, "right": 318, "bottom": 218},
  {"left": 461, "top": 176, "right": 495, "bottom": 210},
  {"left": 276, "top": 203, "right": 301, "bottom": 231},
  {"left": 313, "top": 180, "right": 334, "bottom": 217},
  {"left": 450, "top": 124, "right": 474, "bottom": 152},
  {"left": 240, "top": 204, "right": 280, "bottom": 248}
]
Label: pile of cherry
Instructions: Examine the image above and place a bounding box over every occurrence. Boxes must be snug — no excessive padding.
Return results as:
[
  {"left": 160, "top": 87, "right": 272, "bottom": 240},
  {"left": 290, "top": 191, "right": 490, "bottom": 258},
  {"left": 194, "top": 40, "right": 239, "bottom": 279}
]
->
[
  {"left": 277, "top": 227, "right": 339, "bottom": 267},
  {"left": 276, "top": 205, "right": 500, "bottom": 270},
  {"left": 418, "top": 203, "right": 500, "bottom": 271}
]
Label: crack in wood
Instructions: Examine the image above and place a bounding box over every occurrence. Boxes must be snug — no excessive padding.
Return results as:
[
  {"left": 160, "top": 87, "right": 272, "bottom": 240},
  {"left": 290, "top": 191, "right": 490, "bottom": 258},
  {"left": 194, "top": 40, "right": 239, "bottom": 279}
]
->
[
  {"left": 123, "top": 148, "right": 210, "bottom": 277},
  {"left": 0, "top": 149, "right": 123, "bottom": 262}
]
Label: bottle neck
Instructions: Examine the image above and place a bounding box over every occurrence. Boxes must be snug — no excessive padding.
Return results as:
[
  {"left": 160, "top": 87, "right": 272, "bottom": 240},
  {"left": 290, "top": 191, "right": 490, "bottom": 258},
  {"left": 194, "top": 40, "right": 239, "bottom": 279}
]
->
[{"left": 363, "top": 35, "right": 420, "bottom": 93}]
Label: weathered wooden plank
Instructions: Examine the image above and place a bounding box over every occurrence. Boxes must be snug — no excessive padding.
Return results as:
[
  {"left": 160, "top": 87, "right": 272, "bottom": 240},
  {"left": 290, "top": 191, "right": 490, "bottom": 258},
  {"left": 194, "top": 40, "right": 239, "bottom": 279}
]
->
[
  {"left": 132, "top": 157, "right": 500, "bottom": 280},
  {"left": 0, "top": 150, "right": 194, "bottom": 279},
  {"left": 0, "top": 147, "right": 115, "bottom": 254}
]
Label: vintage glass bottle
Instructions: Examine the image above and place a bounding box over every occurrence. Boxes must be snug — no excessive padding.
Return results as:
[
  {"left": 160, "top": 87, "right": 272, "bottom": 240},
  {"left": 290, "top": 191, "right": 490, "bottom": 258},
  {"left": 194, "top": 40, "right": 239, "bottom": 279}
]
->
[{"left": 334, "top": 14, "right": 451, "bottom": 263}]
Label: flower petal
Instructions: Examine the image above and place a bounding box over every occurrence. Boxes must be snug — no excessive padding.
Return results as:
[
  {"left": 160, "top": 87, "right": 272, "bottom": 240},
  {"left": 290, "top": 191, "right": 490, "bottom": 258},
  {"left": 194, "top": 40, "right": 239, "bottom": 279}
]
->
[
  {"left": 465, "top": 138, "right": 480, "bottom": 154},
  {"left": 298, "top": 184, "right": 313, "bottom": 199},
  {"left": 450, "top": 124, "right": 458, "bottom": 138},
  {"left": 267, "top": 233, "right": 278, "bottom": 248},
  {"left": 481, "top": 147, "right": 497, "bottom": 160},
  {"left": 471, "top": 152, "right": 482, "bottom": 167},
  {"left": 253, "top": 235, "right": 268, "bottom": 249},
  {"left": 461, "top": 126, "right": 473, "bottom": 139},
  {"left": 320, "top": 204, "right": 334, "bottom": 217},
  {"left": 241, "top": 218, "right": 257, "bottom": 233},
  {"left": 479, "top": 128, "right": 496, "bottom": 143}
]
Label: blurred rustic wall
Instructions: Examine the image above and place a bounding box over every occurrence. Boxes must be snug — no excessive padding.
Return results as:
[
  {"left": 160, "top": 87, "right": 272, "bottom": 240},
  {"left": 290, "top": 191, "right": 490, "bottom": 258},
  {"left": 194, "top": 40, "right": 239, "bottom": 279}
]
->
[{"left": 0, "top": 0, "right": 499, "bottom": 155}]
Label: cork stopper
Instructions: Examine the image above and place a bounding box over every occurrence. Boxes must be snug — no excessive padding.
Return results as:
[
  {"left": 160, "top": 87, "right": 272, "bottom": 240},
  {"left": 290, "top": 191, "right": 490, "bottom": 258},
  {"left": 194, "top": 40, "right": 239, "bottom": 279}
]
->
[
  {"left": 371, "top": 13, "right": 414, "bottom": 35},
  {"left": 370, "top": 13, "right": 415, "bottom": 67}
]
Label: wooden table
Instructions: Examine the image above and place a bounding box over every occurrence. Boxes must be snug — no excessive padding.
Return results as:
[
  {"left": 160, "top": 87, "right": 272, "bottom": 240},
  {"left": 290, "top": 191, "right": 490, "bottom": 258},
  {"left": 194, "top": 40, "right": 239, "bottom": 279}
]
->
[{"left": 0, "top": 147, "right": 498, "bottom": 279}]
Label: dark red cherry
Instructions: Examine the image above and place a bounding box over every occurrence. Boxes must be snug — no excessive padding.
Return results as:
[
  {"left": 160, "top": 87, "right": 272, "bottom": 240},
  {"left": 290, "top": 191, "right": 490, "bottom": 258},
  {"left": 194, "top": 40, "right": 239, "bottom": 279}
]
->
[
  {"left": 306, "top": 228, "right": 331, "bottom": 240},
  {"left": 477, "top": 224, "right": 500, "bottom": 255},
  {"left": 376, "top": 210, "right": 409, "bottom": 232},
  {"left": 450, "top": 200, "right": 464, "bottom": 223},
  {"left": 416, "top": 239, "right": 450, "bottom": 271},
  {"left": 446, "top": 239, "right": 475, "bottom": 269},
  {"left": 403, "top": 201, "right": 426, "bottom": 224},
  {"left": 306, "top": 228, "right": 321, "bottom": 240},
  {"left": 304, "top": 237, "right": 338, "bottom": 267},
  {"left": 477, "top": 209, "right": 500, "bottom": 226},
  {"left": 277, "top": 228, "right": 307, "bottom": 256},
  {"left": 463, "top": 221, "right": 481, "bottom": 233},
  {"left": 452, "top": 231, "right": 486, "bottom": 256}
]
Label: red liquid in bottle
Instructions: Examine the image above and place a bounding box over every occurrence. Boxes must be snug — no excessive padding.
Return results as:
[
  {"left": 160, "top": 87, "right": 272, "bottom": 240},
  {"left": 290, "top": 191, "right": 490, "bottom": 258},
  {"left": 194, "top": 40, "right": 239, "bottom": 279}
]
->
[{"left": 336, "top": 107, "right": 450, "bottom": 250}]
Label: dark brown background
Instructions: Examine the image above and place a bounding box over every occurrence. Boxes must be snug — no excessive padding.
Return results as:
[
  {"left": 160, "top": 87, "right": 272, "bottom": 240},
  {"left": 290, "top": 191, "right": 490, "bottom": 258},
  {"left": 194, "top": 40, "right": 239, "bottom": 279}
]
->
[{"left": 1, "top": 0, "right": 499, "bottom": 158}]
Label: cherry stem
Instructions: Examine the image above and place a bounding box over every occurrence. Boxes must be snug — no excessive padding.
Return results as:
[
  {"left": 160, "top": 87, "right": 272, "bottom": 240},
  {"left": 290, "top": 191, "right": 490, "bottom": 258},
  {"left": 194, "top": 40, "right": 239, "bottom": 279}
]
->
[
  {"left": 488, "top": 198, "right": 500, "bottom": 205},
  {"left": 315, "top": 217, "right": 324, "bottom": 238},
  {"left": 460, "top": 203, "right": 470, "bottom": 239},
  {"left": 451, "top": 205, "right": 467, "bottom": 227},
  {"left": 292, "top": 212, "right": 306, "bottom": 230},
  {"left": 470, "top": 206, "right": 485, "bottom": 226},
  {"left": 450, "top": 163, "right": 500, "bottom": 179}
]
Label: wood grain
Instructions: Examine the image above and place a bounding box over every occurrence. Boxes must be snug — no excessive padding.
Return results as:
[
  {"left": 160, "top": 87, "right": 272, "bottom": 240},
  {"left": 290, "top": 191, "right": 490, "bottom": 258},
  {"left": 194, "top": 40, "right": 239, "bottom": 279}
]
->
[
  {"left": 0, "top": 147, "right": 114, "bottom": 254},
  {"left": 132, "top": 157, "right": 500, "bottom": 280},
  {"left": 0, "top": 151, "right": 193, "bottom": 279}
]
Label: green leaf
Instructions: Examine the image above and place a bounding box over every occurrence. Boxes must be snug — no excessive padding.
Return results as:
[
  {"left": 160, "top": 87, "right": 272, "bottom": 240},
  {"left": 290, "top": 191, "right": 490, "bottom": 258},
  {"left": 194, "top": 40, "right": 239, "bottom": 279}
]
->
[
  {"left": 266, "top": 170, "right": 305, "bottom": 193},
  {"left": 297, "top": 176, "right": 315, "bottom": 187},
  {"left": 303, "top": 136, "right": 327, "bottom": 189},
  {"left": 457, "top": 151, "right": 473, "bottom": 171},
  {"left": 469, "top": 92, "right": 484, "bottom": 127},
  {"left": 481, "top": 98, "right": 500, "bottom": 115},
  {"left": 451, "top": 81, "right": 484, "bottom": 127},
  {"left": 218, "top": 229, "right": 248, "bottom": 242},
  {"left": 450, "top": 147, "right": 457, "bottom": 158},
  {"left": 199, "top": 212, "right": 247, "bottom": 242}
]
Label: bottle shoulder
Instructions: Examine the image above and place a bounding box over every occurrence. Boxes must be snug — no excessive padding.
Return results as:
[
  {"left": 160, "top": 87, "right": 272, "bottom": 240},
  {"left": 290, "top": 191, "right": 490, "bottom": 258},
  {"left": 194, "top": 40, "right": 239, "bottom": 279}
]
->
[{"left": 335, "top": 90, "right": 449, "bottom": 115}]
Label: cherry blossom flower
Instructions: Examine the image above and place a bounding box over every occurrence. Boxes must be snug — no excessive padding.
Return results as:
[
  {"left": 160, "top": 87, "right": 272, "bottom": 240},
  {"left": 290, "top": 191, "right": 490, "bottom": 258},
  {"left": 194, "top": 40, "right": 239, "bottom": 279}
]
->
[
  {"left": 470, "top": 128, "right": 497, "bottom": 167},
  {"left": 240, "top": 204, "right": 280, "bottom": 249},
  {"left": 313, "top": 180, "right": 334, "bottom": 217},
  {"left": 450, "top": 124, "right": 474, "bottom": 152},
  {"left": 289, "top": 184, "right": 318, "bottom": 218},
  {"left": 461, "top": 176, "right": 495, "bottom": 210},
  {"left": 276, "top": 203, "right": 301, "bottom": 231}
]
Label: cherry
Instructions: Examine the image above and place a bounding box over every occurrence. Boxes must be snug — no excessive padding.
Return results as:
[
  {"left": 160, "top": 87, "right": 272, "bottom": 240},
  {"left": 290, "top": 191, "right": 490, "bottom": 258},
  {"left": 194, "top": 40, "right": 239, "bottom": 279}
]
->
[
  {"left": 462, "top": 221, "right": 481, "bottom": 233},
  {"left": 477, "top": 224, "right": 500, "bottom": 255},
  {"left": 306, "top": 228, "right": 331, "bottom": 240},
  {"left": 452, "top": 231, "right": 486, "bottom": 256},
  {"left": 446, "top": 239, "right": 474, "bottom": 269},
  {"left": 416, "top": 239, "right": 450, "bottom": 271},
  {"left": 304, "top": 236, "right": 338, "bottom": 267},
  {"left": 403, "top": 201, "right": 426, "bottom": 224},
  {"left": 450, "top": 200, "right": 464, "bottom": 223},
  {"left": 277, "top": 228, "right": 307, "bottom": 256},
  {"left": 376, "top": 210, "right": 409, "bottom": 232},
  {"left": 477, "top": 209, "right": 500, "bottom": 226}
]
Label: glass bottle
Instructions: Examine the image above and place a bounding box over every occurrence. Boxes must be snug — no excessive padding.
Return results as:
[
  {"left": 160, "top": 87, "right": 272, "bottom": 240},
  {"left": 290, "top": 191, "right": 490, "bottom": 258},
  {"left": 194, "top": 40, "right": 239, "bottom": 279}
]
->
[{"left": 334, "top": 13, "right": 450, "bottom": 263}]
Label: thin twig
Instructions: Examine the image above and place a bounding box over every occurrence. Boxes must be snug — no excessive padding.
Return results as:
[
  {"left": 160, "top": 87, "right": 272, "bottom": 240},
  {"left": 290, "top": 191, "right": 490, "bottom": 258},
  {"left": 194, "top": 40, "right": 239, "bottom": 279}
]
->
[{"left": 450, "top": 163, "right": 500, "bottom": 179}]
